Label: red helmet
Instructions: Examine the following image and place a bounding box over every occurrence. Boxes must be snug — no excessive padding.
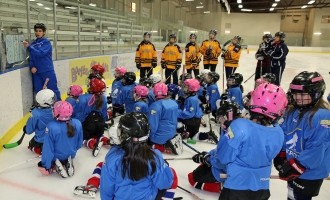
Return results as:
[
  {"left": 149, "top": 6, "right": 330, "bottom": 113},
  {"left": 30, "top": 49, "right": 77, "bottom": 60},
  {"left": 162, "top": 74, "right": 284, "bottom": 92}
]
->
[
  {"left": 89, "top": 78, "right": 106, "bottom": 94},
  {"left": 91, "top": 64, "right": 105, "bottom": 75}
]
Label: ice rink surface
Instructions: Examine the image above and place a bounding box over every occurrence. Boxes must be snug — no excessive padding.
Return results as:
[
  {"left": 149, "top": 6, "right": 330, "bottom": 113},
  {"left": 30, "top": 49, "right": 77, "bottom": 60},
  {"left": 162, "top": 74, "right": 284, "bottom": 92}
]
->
[{"left": 0, "top": 50, "right": 329, "bottom": 200}]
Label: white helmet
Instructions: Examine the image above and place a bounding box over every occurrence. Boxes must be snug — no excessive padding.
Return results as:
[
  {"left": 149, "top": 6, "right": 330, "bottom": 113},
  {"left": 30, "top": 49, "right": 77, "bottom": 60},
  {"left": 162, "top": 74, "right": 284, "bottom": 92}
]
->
[
  {"left": 200, "top": 69, "right": 211, "bottom": 76},
  {"left": 36, "top": 89, "right": 56, "bottom": 107},
  {"left": 149, "top": 74, "right": 161, "bottom": 84}
]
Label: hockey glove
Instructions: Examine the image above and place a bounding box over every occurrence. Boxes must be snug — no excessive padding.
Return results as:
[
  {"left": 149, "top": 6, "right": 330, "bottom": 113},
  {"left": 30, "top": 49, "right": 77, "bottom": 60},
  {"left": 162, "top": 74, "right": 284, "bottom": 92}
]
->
[
  {"left": 161, "top": 62, "right": 167, "bottom": 69},
  {"left": 106, "top": 96, "right": 112, "bottom": 104},
  {"left": 204, "top": 104, "right": 211, "bottom": 114},
  {"left": 273, "top": 151, "right": 287, "bottom": 172},
  {"left": 152, "top": 62, "right": 157, "bottom": 68},
  {"left": 220, "top": 53, "right": 225, "bottom": 59},
  {"left": 192, "top": 152, "right": 211, "bottom": 167},
  {"left": 38, "top": 161, "right": 52, "bottom": 176},
  {"left": 136, "top": 63, "right": 141, "bottom": 69},
  {"left": 176, "top": 64, "right": 181, "bottom": 70},
  {"left": 279, "top": 158, "right": 305, "bottom": 181}
]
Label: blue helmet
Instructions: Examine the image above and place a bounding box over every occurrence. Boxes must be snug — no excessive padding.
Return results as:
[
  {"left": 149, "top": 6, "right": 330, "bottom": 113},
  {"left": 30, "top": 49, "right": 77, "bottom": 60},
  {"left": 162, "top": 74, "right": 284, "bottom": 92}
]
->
[{"left": 167, "top": 84, "right": 180, "bottom": 96}]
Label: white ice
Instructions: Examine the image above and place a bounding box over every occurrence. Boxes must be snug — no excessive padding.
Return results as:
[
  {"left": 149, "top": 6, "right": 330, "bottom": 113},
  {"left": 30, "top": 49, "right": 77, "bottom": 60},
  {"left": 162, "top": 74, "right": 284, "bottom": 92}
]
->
[{"left": 0, "top": 50, "right": 329, "bottom": 200}]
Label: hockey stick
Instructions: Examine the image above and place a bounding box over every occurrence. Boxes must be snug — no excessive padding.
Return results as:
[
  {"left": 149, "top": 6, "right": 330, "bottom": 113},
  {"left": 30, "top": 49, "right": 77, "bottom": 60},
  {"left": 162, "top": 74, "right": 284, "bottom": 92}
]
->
[
  {"left": 12, "top": 56, "right": 30, "bottom": 68},
  {"left": 219, "top": 173, "right": 330, "bottom": 180},
  {"left": 43, "top": 78, "right": 50, "bottom": 89},
  {"left": 144, "top": 67, "right": 153, "bottom": 78},
  {"left": 0, "top": 155, "right": 41, "bottom": 174},
  {"left": 243, "top": 72, "right": 255, "bottom": 84},
  {"left": 177, "top": 185, "right": 204, "bottom": 200},
  {"left": 2, "top": 132, "right": 26, "bottom": 149},
  {"left": 164, "top": 157, "right": 192, "bottom": 161},
  {"left": 207, "top": 113, "right": 218, "bottom": 144},
  {"left": 182, "top": 140, "right": 200, "bottom": 154},
  {"left": 221, "top": 40, "right": 231, "bottom": 91}
]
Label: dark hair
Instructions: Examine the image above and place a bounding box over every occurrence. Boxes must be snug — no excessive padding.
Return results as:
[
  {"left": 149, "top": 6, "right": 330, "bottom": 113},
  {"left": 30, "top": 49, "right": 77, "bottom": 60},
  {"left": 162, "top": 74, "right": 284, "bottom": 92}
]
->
[
  {"left": 250, "top": 111, "right": 274, "bottom": 126},
  {"left": 94, "top": 94, "right": 103, "bottom": 110},
  {"left": 66, "top": 121, "right": 75, "bottom": 138},
  {"left": 121, "top": 141, "right": 158, "bottom": 181}
]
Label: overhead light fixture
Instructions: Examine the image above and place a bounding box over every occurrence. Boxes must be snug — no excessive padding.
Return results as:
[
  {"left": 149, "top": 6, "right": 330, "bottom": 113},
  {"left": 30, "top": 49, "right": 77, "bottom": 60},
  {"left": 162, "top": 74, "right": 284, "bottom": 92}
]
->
[
  {"left": 241, "top": 9, "right": 252, "bottom": 12},
  {"left": 237, "top": 0, "right": 242, "bottom": 3},
  {"left": 96, "top": 30, "right": 101, "bottom": 33},
  {"left": 190, "top": 30, "right": 198, "bottom": 33},
  {"left": 89, "top": 3, "right": 96, "bottom": 7},
  {"left": 272, "top": 3, "right": 277, "bottom": 7},
  {"left": 150, "top": 30, "right": 158, "bottom": 33},
  {"left": 225, "top": 30, "right": 231, "bottom": 34},
  {"left": 308, "top": 0, "right": 315, "bottom": 4},
  {"left": 65, "top": 6, "right": 77, "bottom": 9},
  {"left": 196, "top": 6, "right": 204, "bottom": 8},
  {"left": 204, "top": 11, "right": 211, "bottom": 14},
  {"left": 44, "top": 7, "right": 51, "bottom": 10},
  {"left": 269, "top": 8, "right": 274, "bottom": 11},
  {"left": 103, "top": 30, "right": 108, "bottom": 33},
  {"left": 301, "top": 5, "right": 307, "bottom": 9},
  {"left": 313, "top": 32, "right": 322, "bottom": 35},
  {"left": 275, "top": 0, "right": 280, "bottom": 2},
  {"left": 36, "top": 3, "right": 43, "bottom": 6},
  {"left": 238, "top": 4, "right": 243, "bottom": 8},
  {"left": 263, "top": 31, "right": 271, "bottom": 34},
  {"left": 185, "top": 0, "right": 194, "bottom": 1},
  {"left": 29, "top": 0, "right": 35, "bottom": 1}
]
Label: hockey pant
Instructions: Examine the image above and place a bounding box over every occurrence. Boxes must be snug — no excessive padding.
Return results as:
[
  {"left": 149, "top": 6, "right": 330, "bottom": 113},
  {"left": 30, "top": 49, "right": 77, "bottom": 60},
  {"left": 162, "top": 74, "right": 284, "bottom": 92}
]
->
[
  {"left": 186, "top": 69, "right": 199, "bottom": 77},
  {"left": 140, "top": 67, "right": 153, "bottom": 78},
  {"left": 165, "top": 68, "right": 178, "bottom": 85},
  {"left": 254, "top": 59, "right": 271, "bottom": 81},
  {"left": 204, "top": 64, "right": 217, "bottom": 72},
  {"left": 225, "top": 67, "right": 237, "bottom": 80},
  {"left": 33, "top": 71, "right": 61, "bottom": 101},
  {"left": 188, "top": 164, "right": 221, "bottom": 193},
  {"left": 82, "top": 111, "right": 105, "bottom": 140},
  {"left": 287, "top": 178, "right": 323, "bottom": 200},
  {"left": 28, "top": 137, "right": 43, "bottom": 155},
  {"left": 219, "top": 188, "right": 270, "bottom": 200},
  {"left": 271, "top": 61, "right": 285, "bottom": 86},
  {"left": 180, "top": 118, "right": 201, "bottom": 138}
]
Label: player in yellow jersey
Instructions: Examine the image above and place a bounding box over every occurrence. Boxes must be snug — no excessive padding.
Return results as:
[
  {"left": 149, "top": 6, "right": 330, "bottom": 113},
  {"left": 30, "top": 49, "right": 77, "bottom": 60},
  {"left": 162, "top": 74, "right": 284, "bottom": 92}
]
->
[
  {"left": 200, "top": 30, "right": 221, "bottom": 72},
  {"left": 221, "top": 36, "right": 242, "bottom": 80},
  {"left": 185, "top": 33, "right": 202, "bottom": 77},
  {"left": 161, "top": 34, "right": 182, "bottom": 85},
  {"left": 135, "top": 32, "right": 157, "bottom": 78}
]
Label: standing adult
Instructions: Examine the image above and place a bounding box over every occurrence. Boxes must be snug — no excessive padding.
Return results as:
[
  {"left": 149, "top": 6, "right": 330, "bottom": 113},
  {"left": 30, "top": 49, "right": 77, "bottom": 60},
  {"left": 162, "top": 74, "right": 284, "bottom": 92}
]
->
[
  {"left": 222, "top": 36, "right": 242, "bottom": 80},
  {"left": 254, "top": 34, "right": 273, "bottom": 81},
  {"left": 268, "top": 32, "right": 289, "bottom": 86},
  {"left": 23, "top": 23, "right": 61, "bottom": 101},
  {"left": 135, "top": 32, "right": 157, "bottom": 78},
  {"left": 185, "top": 33, "right": 202, "bottom": 77},
  {"left": 200, "top": 30, "right": 221, "bottom": 72}
]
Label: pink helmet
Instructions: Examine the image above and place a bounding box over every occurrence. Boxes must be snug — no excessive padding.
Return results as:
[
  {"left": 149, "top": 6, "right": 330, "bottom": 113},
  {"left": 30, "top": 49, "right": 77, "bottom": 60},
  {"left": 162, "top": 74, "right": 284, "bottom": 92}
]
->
[
  {"left": 67, "top": 85, "right": 83, "bottom": 97},
  {"left": 53, "top": 101, "right": 73, "bottom": 121},
  {"left": 250, "top": 83, "right": 288, "bottom": 120},
  {"left": 153, "top": 82, "right": 168, "bottom": 99},
  {"left": 184, "top": 79, "right": 201, "bottom": 92},
  {"left": 255, "top": 78, "right": 265, "bottom": 89},
  {"left": 134, "top": 85, "right": 148, "bottom": 98},
  {"left": 115, "top": 66, "right": 127, "bottom": 76}
]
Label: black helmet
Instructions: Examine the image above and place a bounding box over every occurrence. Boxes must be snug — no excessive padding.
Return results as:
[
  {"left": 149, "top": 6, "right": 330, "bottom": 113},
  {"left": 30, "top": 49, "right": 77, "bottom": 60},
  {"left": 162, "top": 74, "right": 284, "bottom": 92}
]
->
[
  {"left": 143, "top": 32, "right": 151, "bottom": 37},
  {"left": 227, "top": 73, "right": 243, "bottom": 87},
  {"left": 289, "top": 71, "right": 325, "bottom": 108},
  {"left": 34, "top": 23, "right": 46, "bottom": 32},
  {"left": 233, "top": 35, "right": 241, "bottom": 43},
  {"left": 209, "top": 29, "right": 217, "bottom": 35},
  {"left": 216, "top": 101, "right": 240, "bottom": 128},
  {"left": 275, "top": 32, "right": 286, "bottom": 40},
  {"left": 262, "top": 73, "right": 276, "bottom": 84},
  {"left": 263, "top": 33, "right": 273, "bottom": 41},
  {"left": 189, "top": 33, "right": 197, "bottom": 39},
  {"left": 208, "top": 72, "right": 220, "bottom": 83},
  {"left": 195, "top": 75, "right": 203, "bottom": 84},
  {"left": 169, "top": 33, "right": 176, "bottom": 39},
  {"left": 140, "top": 77, "right": 153, "bottom": 88},
  {"left": 118, "top": 112, "right": 150, "bottom": 143},
  {"left": 179, "top": 73, "right": 192, "bottom": 82},
  {"left": 123, "top": 72, "right": 136, "bottom": 85}
]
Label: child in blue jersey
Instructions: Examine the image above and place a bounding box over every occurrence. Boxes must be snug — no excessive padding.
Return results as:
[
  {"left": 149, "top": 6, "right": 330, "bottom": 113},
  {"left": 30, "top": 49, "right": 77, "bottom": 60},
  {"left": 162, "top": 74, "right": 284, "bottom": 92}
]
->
[
  {"left": 133, "top": 85, "right": 149, "bottom": 115},
  {"left": 204, "top": 72, "right": 221, "bottom": 117},
  {"left": 177, "top": 73, "right": 193, "bottom": 107},
  {"left": 177, "top": 79, "right": 203, "bottom": 140},
  {"left": 100, "top": 112, "right": 178, "bottom": 200},
  {"left": 108, "top": 66, "right": 127, "bottom": 116},
  {"left": 148, "top": 82, "right": 183, "bottom": 155},
  {"left": 23, "top": 23, "right": 61, "bottom": 101},
  {"left": 38, "top": 101, "right": 83, "bottom": 178},
  {"left": 24, "top": 89, "right": 56, "bottom": 155},
  {"left": 226, "top": 73, "right": 244, "bottom": 110},
  {"left": 141, "top": 76, "right": 156, "bottom": 106},
  {"left": 75, "top": 78, "right": 109, "bottom": 157},
  {"left": 167, "top": 83, "right": 180, "bottom": 100},
  {"left": 117, "top": 72, "right": 137, "bottom": 113},
  {"left": 218, "top": 83, "right": 288, "bottom": 200},
  {"left": 65, "top": 85, "right": 83, "bottom": 118},
  {"left": 274, "top": 71, "right": 330, "bottom": 200},
  {"left": 188, "top": 101, "right": 241, "bottom": 193}
]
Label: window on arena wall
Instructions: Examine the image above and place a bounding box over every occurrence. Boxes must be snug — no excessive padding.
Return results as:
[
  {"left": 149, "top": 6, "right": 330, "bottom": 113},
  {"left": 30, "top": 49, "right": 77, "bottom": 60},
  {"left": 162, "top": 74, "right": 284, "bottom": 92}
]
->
[{"left": 321, "top": 15, "right": 330, "bottom": 23}]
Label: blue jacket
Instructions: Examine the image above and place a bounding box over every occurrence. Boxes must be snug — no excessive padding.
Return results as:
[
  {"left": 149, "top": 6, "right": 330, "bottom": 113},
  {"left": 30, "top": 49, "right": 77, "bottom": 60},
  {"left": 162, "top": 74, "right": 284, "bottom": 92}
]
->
[
  {"left": 28, "top": 37, "right": 54, "bottom": 73},
  {"left": 133, "top": 101, "right": 148, "bottom": 115},
  {"left": 65, "top": 97, "right": 79, "bottom": 118},
  {"left": 148, "top": 98, "right": 178, "bottom": 144},
  {"left": 26, "top": 108, "right": 54, "bottom": 143},
  {"left": 227, "top": 86, "right": 244, "bottom": 110},
  {"left": 111, "top": 78, "right": 123, "bottom": 105},
  {"left": 217, "top": 118, "right": 284, "bottom": 191},
  {"left": 118, "top": 83, "right": 137, "bottom": 113},
  {"left": 178, "top": 95, "right": 203, "bottom": 119},
  {"left": 147, "top": 89, "right": 156, "bottom": 106},
  {"left": 100, "top": 146, "right": 173, "bottom": 200},
  {"left": 268, "top": 41, "right": 289, "bottom": 66},
  {"left": 41, "top": 119, "right": 83, "bottom": 169},
  {"left": 206, "top": 84, "right": 221, "bottom": 112},
  {"left": 75, "top": 93, "right": 108, "bottom": 122},
  {"left": 281, "top": 109, "right": 330, "bottom": 180}
]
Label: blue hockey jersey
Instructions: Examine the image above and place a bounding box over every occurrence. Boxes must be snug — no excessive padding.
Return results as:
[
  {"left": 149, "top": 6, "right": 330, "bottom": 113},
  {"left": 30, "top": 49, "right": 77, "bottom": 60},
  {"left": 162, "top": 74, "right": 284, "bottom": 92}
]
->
[
  {"left": 281, "top": 109, "right": 330, "bottom": 180},
  {"left": 100, "top": 146, "right": 173, "bottom": 200},
  {"left": 28, "top": 37, "right": 54, "bottom": 73},
  {"left": 133, "top": 101, "right": 148, "bottom": 115},
  {"left": 41, "top": 119, "right": 83, "bottom": 169},
  {"left": 118, "top": 83, "right": 137, "bottom": 113},
  {"left": 206, "top": 84, "right": 221, "bottom": 112},
  {"left": 178, "top": 95, "right": 203, "bottom": 119},
  {"left": 111, "top": 78, "right": 123, "bottom": 105},
  {"left": 147, "top": 89, "right": 156, "bottom": 106},
  {"left": 217, "top": 118, "right": 284, "bottom": 191},
  {"left": 327, "top": 94, "right": 330, "bottom": 103},
  {"left": 148, "top": 98, "right": 178, "bottom": 144},
  {"left": 65, "top": 97, "right": 79, "bottom": 118},
  {"left": 227, "top": 86, "right": 244, "bottom": 110},
  {"left": 75, "top": 94, "right": 108, "bottom": 122},
  {"left": 26, "top": 108, "right": 54, "bottom": 143}
]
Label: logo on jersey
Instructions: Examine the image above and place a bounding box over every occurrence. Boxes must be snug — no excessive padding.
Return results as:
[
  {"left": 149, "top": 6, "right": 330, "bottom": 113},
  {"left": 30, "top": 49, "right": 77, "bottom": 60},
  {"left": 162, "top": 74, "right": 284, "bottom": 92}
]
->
[
  {"left": 135, "top": 107, "right": 141, "bottom": 111},
  {"left": 225, "top": 127, "right": 234, "bottom": 139},
  {"left": 286, "top": 133, "right": 298, "bottom": 150},
  {"left": 151, "top": 110, "right": 156, "bottom": 115},
  {"left": 212, "top": 90, "right": 216, "bottom": 93},
  {"left": 285, "top": 128, "right": 302, "bottom": 158},
  {"left": 189, "top": 107, "right": 194, "bottom": 111},
  {"left": 320, "top": 120, "right": 330, "bottom": 128},
  {"left": 45, "top": 127, "right": 49, "bottom": 134}
]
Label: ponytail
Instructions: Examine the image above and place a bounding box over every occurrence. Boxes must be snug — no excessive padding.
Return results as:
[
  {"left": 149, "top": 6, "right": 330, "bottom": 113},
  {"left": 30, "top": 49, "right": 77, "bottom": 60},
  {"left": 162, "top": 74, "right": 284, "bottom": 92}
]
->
[
  {"left": 95, "top": 94, "right": 104, "bottom": 110},
  {"left": 66, "top": 121, "right": 75, "bottom": 138}
]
